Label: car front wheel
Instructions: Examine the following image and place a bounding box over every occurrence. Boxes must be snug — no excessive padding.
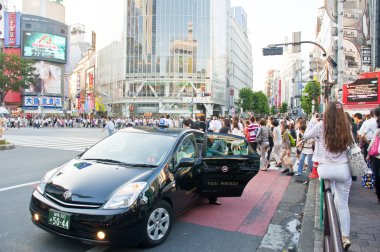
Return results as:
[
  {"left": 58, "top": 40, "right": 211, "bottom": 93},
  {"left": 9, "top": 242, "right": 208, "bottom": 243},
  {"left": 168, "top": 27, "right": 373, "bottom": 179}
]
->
[{"left": 141, "top": 200, "right": 173, "bottom": 247}]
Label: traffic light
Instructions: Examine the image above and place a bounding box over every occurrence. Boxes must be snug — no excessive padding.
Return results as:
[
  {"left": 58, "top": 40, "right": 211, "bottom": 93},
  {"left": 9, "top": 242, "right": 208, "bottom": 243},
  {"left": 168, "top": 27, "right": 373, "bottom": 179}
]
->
[{"left": 263, "top": 47, "right": 283, "bottom": 56}]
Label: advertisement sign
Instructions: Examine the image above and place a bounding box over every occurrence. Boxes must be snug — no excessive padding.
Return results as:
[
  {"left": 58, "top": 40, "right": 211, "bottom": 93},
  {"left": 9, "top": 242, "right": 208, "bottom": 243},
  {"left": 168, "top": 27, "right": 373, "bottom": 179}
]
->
[
  {"left": 86, "top": 67, "right": 95, "bottom": 91},
  {"left": 4, "top": 12, "right": 21, "bottom": 47},
  {"left": 0, "top": 0, "right": 4, "bottom": 39},
  {"left": 343, "top": 72, "right": 380, "bottom": 105},
  {"left": 23, "top": 95, "right": 63, "bottom": 108},
  {"left": 22, "top": 31, "right": 67, "bottom": 63},
  {"left": 346, "top": 79, "right": 377, "bottom": 103},
  {"left": 25, "top": 62, "right": 62, "bottom": 95}
]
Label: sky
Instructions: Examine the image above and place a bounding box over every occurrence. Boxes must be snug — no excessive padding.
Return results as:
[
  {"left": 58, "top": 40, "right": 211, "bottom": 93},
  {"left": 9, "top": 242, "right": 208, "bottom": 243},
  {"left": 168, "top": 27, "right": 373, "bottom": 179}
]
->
[{"left": 6, "top": 0, "right": 324, "bottom": 91}]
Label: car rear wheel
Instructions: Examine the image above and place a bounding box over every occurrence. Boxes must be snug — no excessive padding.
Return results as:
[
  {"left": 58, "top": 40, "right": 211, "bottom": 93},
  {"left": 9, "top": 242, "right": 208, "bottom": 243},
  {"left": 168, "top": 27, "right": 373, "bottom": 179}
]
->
[{"left": 141, "top": 201, "right": 173, "bottom": 247}]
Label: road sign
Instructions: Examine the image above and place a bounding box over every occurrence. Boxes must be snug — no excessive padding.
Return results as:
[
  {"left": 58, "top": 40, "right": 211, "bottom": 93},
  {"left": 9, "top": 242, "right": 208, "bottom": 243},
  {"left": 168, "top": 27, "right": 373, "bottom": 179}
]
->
[{"left": 262, "top": 47, "right": 283, "bottom": 56}]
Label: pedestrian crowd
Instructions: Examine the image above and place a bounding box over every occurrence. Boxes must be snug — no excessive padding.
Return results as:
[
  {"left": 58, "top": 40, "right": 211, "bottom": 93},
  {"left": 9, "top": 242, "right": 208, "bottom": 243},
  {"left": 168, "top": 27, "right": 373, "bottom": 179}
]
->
[{"left": 2, "top": 102, "right": 380, "bottom": 250}]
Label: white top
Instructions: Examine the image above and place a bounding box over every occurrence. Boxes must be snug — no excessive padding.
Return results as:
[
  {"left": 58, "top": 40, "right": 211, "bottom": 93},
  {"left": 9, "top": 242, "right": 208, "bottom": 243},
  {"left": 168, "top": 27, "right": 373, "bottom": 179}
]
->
[
  {"left": 358, "top": 118, "right": 377, "bottom": 141},
  {"left": 304, "top": 120, "right": 348, "bottom": 164},
  {"left": 208, "top": 119, "right": 222, "bottom": 133},
  {"left": 273, "top": 126, "right": 282, "bottom": 144},
  {"left": 105, "top": 121, "right": 115, "bottom": 131}
]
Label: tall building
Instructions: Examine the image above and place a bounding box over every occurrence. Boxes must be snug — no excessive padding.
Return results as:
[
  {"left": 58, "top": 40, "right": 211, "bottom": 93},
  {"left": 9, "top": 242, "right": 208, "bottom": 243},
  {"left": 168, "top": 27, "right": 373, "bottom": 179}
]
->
[
  {"left": 97, "top": 0, "right": 252, "bottom": 117},
  {"left": 228, "top": 6, "right": 253, "bottom": 116}
]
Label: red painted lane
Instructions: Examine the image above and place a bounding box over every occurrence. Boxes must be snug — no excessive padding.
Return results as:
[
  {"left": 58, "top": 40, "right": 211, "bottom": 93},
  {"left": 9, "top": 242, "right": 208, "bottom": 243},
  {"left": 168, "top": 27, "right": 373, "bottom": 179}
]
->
[
  {"left": 178, "top": 169, "right": 292, "bottom": 237},
  {"left": 238, "top": 174, "right": 291, "bottom": 236}
]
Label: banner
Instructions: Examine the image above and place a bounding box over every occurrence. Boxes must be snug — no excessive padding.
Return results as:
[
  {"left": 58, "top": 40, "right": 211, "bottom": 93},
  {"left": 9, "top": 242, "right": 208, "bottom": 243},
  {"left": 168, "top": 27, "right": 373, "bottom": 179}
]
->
[{"left": 4, "top": 12, "right": 21, "bottom": 47}]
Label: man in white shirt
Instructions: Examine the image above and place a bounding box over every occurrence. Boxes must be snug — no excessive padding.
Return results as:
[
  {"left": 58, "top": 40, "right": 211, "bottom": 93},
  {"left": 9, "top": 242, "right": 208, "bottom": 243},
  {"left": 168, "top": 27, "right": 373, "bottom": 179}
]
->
[
  {"left": 102, "top": 117, "right": 115, "bottom": 136},
  {"left": 208, "top": 116, "right": 222, "bottom": 133}
]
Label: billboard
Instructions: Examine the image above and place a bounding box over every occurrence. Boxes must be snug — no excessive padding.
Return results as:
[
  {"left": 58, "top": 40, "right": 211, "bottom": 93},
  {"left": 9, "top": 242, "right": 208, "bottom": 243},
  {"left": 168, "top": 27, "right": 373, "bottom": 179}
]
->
[
  {"left": 343, "top": 72, "right": 380, "bottom": 105},
  {"left": 26, "top": 62, "right": 62, "bottom": 95},
  {"left": 23, "top": 95, "right": 62, "bottom": 108},
  {"left": 4, "top": 12, "right": 21, "bottom": 47},
  {"left": 22, "top": 31, "right": 67, "bottom": 63},
  {"left": 86, "top": 67, "right": 95, "bottom": 91}
]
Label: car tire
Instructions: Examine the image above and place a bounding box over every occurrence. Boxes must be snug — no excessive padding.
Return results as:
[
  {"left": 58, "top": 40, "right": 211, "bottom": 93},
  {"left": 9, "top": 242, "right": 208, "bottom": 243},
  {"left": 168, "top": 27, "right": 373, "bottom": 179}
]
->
[{"left": 141, "top": 200, "right": 173, "bottom": 247}]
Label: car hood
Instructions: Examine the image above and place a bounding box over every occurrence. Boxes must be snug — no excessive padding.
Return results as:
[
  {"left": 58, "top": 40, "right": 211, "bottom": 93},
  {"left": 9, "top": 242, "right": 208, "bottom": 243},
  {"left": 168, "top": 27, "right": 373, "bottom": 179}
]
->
[{"left": 44, "top": 160, "right": 153, "bottom": 205}]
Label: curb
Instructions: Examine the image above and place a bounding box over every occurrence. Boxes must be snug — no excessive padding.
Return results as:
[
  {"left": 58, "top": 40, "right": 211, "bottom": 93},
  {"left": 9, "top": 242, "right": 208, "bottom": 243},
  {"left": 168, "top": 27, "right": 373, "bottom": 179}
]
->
[
  {"left": 298, "top": 179, "right": 321, "bottom": 252},
  {"left": 0, "top": 143, "right": 16, "bottom": 150}
]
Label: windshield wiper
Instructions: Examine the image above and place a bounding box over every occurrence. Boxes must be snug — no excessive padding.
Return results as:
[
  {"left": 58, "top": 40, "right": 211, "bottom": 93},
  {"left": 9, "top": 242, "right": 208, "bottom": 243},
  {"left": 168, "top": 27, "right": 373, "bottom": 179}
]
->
[
  {"left": 120, "top": 163, "right": 158, "bottom": 168},
  {"left": 83, "top": 159, "right": 157, "bottom": 168},
  {"left": 82, "top": 158, "right": 124, "bottom": 164}
]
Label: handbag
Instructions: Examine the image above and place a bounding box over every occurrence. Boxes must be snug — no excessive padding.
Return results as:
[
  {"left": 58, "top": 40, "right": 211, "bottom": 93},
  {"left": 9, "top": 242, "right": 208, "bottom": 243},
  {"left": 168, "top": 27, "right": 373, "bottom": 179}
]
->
[
  {"left": 347, "top": 136, "right": 367, "bottom": 177},
  {"left": 256, "top": 128, "right": 263, "bottom": 144},
  {"left": 369, "top": 135, "right": 380, "bottom": 157},
  {"left": 361, "top": 161, "right": 375, "bottom": 189}
]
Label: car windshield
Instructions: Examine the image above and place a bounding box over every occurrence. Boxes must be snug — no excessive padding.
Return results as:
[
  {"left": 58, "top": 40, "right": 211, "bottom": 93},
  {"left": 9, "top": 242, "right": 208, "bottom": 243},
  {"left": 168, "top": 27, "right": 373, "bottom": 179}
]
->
[{"left": 81, "top": 131, "right": 176, "bottom": 167}]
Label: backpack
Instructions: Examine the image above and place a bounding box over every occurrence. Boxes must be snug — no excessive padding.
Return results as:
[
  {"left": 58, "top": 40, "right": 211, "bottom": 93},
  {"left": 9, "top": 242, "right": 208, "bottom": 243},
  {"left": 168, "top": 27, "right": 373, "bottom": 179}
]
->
[{"left": 288, "top": 133, "right": 296, "bottom": 147}]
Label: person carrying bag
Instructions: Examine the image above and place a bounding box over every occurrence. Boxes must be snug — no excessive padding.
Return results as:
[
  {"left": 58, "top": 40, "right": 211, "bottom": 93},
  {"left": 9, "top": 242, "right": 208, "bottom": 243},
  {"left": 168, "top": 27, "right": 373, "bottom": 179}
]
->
[{"left": 302, "top": 102, "right": 353, "bottom": 250}]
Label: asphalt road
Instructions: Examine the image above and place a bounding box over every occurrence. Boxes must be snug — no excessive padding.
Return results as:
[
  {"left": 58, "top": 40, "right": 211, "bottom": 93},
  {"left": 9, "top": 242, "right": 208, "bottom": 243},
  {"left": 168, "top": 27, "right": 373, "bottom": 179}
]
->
[{"left": 0, "top": 128, "right": 288, "bottom": 252}]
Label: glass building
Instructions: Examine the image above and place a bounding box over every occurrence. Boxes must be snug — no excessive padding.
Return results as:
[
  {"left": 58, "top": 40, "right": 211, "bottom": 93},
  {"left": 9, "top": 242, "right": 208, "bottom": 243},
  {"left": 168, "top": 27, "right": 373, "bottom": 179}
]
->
[
  {"left": 97, "top": 0, "right": 252, "bottom": 117},
  {"left": 124, "top": 0, "right": 228, "bottom": 117}
]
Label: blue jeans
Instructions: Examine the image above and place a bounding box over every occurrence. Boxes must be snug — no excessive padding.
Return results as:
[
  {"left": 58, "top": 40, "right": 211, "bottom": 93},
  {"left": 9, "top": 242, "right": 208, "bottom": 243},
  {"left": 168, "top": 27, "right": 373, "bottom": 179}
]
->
[{"left": 297, "top": 153, "right": 313, "bottom": 175}]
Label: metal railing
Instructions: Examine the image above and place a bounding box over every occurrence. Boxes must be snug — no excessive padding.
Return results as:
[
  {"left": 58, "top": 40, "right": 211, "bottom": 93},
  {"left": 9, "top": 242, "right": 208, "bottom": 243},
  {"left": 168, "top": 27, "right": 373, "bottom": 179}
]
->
[{"left": 322, "top": 179, "right": 344, "bottom": 252}]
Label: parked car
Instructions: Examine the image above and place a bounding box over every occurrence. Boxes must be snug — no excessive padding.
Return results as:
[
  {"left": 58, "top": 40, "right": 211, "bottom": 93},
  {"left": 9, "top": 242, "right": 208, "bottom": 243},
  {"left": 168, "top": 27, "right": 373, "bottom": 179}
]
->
[{"left": 29, "top": 127, "right": 260, "bottom": 247}]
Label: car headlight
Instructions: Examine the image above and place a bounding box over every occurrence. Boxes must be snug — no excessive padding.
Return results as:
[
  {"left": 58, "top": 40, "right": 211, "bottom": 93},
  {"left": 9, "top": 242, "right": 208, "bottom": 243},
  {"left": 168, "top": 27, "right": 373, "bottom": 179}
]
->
[
  {"left": 103, "top": 182, "right": 147, "bottom": 209},
  {"left": 36, "top": 168, "right": 59, "bottom": 194}
]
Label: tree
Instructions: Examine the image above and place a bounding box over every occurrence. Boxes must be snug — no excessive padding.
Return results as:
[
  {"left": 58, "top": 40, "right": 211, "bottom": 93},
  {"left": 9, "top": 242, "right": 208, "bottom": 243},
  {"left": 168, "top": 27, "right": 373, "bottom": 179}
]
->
[
  {"left": 252, "top": 91, "right": 269, "bottom": 115},
  {"left": 301, "top": 80, "right": 321, "bottom": 115},
  {"left": 280, "top": 102, "right": 288, "bottom": 114},
  {"left": 238, "top": 87, "right": 254, "bottom": 112},
  {"left": 0, "top": 52, "right": 37, "bottom": 105},
  {"left": 270, "top": 105, "right": 276, "bottom": 115}
]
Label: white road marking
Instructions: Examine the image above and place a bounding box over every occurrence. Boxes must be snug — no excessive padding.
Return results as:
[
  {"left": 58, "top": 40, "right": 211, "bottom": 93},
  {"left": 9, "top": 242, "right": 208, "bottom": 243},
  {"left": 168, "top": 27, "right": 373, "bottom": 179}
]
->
[
  {"left": 4, "top": 135, "right": 102, "bottom": 152},
  {"left": 0, "top": 181, "right": 39, "bottom": 192},
  {"left": 86, "top": 246, "right": 110, "bottom": 252}
]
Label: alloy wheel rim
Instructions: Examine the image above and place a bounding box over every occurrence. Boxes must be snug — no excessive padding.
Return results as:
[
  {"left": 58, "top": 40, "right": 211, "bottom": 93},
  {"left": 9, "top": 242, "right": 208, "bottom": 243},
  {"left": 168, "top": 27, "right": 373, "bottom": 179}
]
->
[{"left": 147, "top": 207, "right": 170, "bottom": 241}]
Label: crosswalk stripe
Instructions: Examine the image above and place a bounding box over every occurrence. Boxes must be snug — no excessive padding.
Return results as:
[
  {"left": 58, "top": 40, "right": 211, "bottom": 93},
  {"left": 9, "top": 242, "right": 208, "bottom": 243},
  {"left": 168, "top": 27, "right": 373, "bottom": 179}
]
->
[{"left": 5, "top": 135, "right": 103, "bottom": 151}]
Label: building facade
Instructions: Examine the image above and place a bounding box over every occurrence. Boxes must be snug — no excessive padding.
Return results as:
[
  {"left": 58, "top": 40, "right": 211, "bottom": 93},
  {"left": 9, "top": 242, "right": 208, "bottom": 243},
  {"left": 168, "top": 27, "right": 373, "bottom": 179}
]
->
[
  {"left": 228, "top": 6, "right": 253, "bottom": 116},
  {"left": 96, "top": 0, "right": 252, "bottom": 118}
]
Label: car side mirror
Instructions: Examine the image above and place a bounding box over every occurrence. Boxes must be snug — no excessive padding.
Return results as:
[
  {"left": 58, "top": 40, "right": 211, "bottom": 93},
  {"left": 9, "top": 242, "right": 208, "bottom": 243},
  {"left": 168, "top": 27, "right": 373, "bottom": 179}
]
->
[{"left": 177, "top": 158, "right": 195, "bottom": 168}]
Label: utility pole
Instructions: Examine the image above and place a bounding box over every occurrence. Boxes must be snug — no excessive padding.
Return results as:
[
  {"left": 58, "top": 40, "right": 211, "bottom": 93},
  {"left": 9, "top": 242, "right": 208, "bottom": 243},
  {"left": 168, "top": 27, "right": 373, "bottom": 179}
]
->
[{"left": 336, "top": 0, "right": 344, "bottom": 101}]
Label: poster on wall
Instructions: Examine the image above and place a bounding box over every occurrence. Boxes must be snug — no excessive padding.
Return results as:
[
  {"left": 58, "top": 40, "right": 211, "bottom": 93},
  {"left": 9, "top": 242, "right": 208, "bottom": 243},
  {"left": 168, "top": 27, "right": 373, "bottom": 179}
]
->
[
  {"left": 86, "top": 67, "right": 95, "bottom": 91},
  {"left": 26, "top": 62, "right": 62, "bottom": 95},
  {"left": 22, "top": 31, "right": 67, "bottom": 63}
]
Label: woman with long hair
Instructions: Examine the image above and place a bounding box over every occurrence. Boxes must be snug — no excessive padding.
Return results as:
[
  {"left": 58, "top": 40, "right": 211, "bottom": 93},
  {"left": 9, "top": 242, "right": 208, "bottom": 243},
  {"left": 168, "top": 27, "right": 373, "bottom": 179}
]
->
[{"left": 303, "top": 101, "right": 353, "bottom": 250}]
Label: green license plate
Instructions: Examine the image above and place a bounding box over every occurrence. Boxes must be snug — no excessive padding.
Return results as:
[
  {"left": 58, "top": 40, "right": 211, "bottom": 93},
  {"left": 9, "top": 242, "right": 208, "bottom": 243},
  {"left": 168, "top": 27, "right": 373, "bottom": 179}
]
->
[{"left": 48, "top": 209, "right": 71, "bottom": 230}]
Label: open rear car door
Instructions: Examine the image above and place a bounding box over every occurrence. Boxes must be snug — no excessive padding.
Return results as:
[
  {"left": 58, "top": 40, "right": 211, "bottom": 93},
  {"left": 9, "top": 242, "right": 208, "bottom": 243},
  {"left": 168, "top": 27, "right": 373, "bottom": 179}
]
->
[{"left": 200, "top": 133, "right": 260, "bottom": 197}]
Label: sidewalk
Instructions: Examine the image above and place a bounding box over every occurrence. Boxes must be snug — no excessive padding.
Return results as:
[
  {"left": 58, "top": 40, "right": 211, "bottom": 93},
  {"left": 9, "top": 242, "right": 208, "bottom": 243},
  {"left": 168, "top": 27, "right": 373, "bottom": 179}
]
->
[{"left": 299, "top": 178, "right": 380, "bottom": 252}]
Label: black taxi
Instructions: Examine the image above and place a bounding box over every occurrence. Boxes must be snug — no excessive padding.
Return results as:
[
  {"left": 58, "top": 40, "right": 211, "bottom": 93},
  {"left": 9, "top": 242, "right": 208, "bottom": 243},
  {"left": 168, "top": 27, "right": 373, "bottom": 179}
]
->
[{"left": 29, "top": 127, "right": 260, "bottom": 247}]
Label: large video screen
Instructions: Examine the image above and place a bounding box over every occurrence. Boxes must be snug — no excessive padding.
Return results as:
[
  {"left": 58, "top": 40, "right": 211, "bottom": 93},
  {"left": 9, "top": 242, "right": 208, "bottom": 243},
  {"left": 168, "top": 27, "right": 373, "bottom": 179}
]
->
[
  {"left": 22, "top": 32, "right": 67, "bottom": 63},
  {"left": 346, "top": 78, "right": 378, "bottom": 103}
]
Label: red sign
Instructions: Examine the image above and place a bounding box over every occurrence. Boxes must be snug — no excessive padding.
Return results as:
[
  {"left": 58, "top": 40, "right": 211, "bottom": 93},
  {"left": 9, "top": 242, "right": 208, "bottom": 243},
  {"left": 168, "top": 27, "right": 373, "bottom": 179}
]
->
[
  {"left": 8, "top": 12, "right": 17, "bottom": 46},
  {"left": 343, "top": 72, "right": 380, "bottom": 105}
]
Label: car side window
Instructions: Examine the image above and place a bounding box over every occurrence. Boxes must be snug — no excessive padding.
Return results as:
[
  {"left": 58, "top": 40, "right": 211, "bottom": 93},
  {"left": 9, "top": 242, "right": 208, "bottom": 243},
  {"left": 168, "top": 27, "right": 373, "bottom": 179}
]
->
[
  {"left": 175, "top": 135, "right": 196, "bottom": 165},
  {"left": 206, "top": 134, "right": 250, "bottom": 157}
]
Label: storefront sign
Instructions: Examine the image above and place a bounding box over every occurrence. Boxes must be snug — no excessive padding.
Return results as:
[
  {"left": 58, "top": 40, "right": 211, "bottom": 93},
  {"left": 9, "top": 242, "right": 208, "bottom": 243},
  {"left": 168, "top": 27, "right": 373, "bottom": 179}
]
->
[{"left": 23, "top": 96, "right": 63, "bottom": 108}]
